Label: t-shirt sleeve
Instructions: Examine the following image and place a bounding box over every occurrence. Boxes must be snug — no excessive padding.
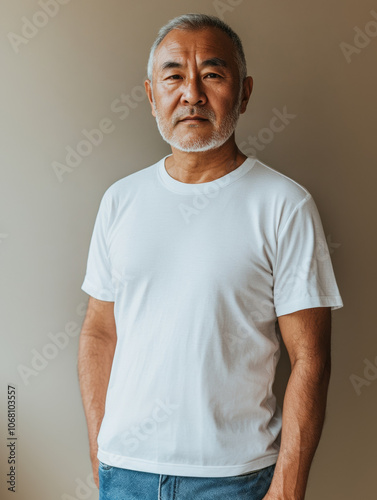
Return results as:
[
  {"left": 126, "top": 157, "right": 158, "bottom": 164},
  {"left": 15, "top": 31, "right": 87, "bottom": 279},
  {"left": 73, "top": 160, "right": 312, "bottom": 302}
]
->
[
  {"left": 273, "top": 193, "right": 343, "bottom": 317},
  {"left": 81, "top": 190, "right": 115, "bottom": 302}
]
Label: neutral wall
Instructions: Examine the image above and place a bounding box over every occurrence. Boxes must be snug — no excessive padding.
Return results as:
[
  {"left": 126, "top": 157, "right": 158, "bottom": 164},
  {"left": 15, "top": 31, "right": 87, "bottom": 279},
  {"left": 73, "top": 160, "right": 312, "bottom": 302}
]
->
[{"left": 1, "top": 0, "right": 376, "bottom": 499}]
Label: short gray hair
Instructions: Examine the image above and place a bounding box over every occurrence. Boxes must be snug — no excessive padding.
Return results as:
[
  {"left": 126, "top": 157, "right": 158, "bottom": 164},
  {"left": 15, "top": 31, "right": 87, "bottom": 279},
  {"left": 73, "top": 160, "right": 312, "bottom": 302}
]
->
[{"left": 147, "top": 13, "right": 247, "bottom": 84}]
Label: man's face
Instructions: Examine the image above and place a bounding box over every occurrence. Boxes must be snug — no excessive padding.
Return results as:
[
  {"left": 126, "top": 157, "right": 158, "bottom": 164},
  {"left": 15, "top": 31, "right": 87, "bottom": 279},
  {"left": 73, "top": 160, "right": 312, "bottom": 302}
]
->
[{"left": 145, "top": 27, "right": 250, "bottom": 153}]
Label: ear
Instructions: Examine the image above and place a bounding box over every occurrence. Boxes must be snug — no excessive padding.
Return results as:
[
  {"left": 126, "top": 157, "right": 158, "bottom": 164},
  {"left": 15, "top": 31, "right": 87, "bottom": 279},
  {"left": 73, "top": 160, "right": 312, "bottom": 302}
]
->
[
  {"left": 144, "top": 79, "right": 157, "bottom": 118},
  {"left": 239, "top": 76, "right": 253, "bottom": 114}
]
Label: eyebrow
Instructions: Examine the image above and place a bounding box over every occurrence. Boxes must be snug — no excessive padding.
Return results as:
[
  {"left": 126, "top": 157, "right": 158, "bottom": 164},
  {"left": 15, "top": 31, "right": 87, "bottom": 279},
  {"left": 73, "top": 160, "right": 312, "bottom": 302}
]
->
[{"left": 160, "top": 57, "right": 228, "bottom": 72}]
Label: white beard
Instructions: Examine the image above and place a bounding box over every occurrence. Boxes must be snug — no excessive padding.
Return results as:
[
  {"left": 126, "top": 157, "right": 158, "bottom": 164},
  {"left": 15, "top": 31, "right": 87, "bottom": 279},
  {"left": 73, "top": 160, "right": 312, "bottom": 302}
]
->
[{"left": 153, "top": 86, "right": 243, "bottom": 152}]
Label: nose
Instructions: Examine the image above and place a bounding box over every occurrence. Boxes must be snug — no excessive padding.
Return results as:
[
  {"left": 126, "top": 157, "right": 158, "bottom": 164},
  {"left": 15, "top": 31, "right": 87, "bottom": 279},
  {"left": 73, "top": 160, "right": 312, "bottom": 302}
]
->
[{"left": 180, "top": 76, "right": 207, "bottom": 106}]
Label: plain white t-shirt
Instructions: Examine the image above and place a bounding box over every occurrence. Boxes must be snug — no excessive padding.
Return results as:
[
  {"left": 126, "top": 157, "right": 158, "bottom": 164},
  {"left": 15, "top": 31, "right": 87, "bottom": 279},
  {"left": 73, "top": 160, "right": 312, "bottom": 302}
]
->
[{"left": 81, "top": 154, "right": 343, "bottom": 477}]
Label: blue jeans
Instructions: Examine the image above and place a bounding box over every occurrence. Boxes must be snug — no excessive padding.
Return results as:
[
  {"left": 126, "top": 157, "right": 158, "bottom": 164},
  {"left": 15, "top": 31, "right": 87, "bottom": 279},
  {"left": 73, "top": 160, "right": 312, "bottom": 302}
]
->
[{"left": 98, "top": 461, "right": 275, "bottom": 499}]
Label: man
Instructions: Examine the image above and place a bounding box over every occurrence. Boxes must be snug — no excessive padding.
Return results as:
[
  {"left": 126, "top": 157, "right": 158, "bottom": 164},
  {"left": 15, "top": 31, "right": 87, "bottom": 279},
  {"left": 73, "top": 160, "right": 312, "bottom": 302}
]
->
[{"left": 78, "top": 13, "right": 343, "bottom": 500}]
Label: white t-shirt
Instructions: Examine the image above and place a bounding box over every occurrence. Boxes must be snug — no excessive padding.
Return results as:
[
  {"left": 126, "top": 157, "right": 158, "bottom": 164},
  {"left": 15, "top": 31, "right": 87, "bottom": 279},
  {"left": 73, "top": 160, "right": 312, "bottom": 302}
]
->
[{"left": 81, "top": 154, "right": 343, "bottom": 478}]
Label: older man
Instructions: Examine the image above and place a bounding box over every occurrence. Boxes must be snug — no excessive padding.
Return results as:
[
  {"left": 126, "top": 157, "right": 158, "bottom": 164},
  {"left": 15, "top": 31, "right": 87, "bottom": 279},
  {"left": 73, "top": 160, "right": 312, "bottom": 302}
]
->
[{"left": 78, "top": 13, "right": 343, "bottom": 500}]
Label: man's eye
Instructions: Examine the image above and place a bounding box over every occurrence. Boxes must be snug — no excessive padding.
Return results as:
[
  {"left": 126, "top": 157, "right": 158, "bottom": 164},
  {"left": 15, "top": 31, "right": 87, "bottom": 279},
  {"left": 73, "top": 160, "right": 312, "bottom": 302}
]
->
[
  {"left": 167, "top": 75, "right": 181, "bottom": 80},
  {"left": 205, "top": 73, "right": 220, "bottom": 78}
]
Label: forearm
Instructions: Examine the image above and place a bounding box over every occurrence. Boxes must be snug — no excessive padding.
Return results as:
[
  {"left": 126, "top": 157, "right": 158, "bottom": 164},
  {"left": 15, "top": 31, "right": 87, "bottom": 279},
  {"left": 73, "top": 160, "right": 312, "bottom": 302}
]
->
[
  {"left": 77, "top": 331, "right": 116, "bottom": 459},
  {"left": 265, "top": 359, "right": 331, "bottom": 499}
]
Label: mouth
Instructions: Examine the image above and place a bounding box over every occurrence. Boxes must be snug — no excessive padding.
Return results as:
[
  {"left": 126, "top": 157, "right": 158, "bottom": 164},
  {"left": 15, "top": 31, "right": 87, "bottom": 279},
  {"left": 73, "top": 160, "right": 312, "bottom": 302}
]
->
[{"left": 179, "top": 116, "right": 209, "bottom": 123}]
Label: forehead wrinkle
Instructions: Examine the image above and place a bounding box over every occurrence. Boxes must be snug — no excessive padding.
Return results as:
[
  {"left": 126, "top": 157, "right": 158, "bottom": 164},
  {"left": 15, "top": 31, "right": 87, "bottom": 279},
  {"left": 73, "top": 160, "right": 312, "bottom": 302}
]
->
[
  {"left": 152, "top": 29, "right": 240, "bottom": 83},
  {"left": 160, "top": 61, "right": 184, "bottom": 71},
  {"left": 160, "top": 57, "right": 228, "bottom": 73}
]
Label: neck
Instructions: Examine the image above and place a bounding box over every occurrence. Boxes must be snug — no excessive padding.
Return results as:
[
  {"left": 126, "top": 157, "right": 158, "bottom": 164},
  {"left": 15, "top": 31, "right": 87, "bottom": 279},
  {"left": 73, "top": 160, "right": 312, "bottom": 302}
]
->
[{"left": 165, "top": 136, "right": 247, "bottom": 184}]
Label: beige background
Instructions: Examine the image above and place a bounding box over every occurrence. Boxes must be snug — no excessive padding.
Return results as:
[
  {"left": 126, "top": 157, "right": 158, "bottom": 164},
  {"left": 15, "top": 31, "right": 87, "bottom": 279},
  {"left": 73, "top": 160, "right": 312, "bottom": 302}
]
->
[{"left": 1, "top": 0, "right": 376, "bottom": 498}]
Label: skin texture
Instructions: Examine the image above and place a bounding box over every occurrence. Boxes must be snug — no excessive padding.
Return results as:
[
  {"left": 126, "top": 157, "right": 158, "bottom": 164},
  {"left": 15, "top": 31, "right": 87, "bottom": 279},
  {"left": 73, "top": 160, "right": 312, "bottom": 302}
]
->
[
  {"left": 78, "top": 297, "right": 117, "bottom": 488},
  {"left": 144, "top": 27, "right": 253, "bottom": 182},
  {"left": 265, "top": 307, "right": 332, "bottom": 499},
  {"left": 78, "top": 26, "right": 333, "bottom": 498}
]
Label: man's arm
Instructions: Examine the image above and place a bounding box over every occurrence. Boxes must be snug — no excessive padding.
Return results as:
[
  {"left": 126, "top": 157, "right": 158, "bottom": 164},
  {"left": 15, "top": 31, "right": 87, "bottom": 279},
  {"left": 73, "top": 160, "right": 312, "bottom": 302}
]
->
[
  {"left": 263, "top": 306, "right": 332, "bottom": 500},
  {"left": 77, "top": 296, "right": 117, "bottom": 489}
]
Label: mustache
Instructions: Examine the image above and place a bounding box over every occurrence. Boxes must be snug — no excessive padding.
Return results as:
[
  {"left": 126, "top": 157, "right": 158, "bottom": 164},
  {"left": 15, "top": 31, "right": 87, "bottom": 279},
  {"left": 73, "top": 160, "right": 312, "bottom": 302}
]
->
[{"left": 173, "top": 108, "right": 216, "bottom": 125}]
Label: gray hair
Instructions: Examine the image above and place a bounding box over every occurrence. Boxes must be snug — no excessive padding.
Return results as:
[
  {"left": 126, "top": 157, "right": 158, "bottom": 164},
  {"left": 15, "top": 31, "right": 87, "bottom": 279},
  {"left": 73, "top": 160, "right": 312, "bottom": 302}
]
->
[{"left": 147, "top": 13, "right": 247, "bottom": 85}]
